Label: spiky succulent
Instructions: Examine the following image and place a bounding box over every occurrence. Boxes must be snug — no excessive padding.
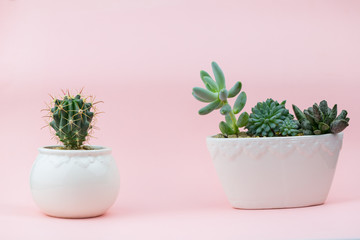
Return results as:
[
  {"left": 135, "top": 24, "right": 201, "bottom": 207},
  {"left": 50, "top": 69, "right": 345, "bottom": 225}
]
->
[
  {"left": 47, "top": 93, "right": 95, "bottom": 149},
  {"left": 246, "top": 99, "right": 294, "bottom": 137},
  {"left": 279, "top": 118, "right": 301, "bottom": 136},
  {"left": 192, "top": 61, "right": 249, "bottom": 136},
  {"left": 292, "top": 100, "right": 349, "bottom": 135}
]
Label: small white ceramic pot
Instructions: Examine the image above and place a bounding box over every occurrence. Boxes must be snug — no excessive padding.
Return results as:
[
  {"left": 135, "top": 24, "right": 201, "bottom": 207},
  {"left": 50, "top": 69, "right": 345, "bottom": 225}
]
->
[
  {"left": 206, "top": 133, "right": 343, "bottom": 209},
  {"left": 30, "top": 146, "right": 120, "bottom": 218}
]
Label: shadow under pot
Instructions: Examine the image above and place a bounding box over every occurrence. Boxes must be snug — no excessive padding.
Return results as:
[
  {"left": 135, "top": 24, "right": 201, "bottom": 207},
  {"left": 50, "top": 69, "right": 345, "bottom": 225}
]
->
[
  {"left": 206, "top": 133, "right": 343, "bottom": 209},
  {"left": 30, "top": 146, "right": 120, "bottom": 218}
]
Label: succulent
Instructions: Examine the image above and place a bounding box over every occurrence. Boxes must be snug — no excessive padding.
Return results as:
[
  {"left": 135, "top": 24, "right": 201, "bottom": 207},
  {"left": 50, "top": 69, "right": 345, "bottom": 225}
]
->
[
  {"left": 279, "top": 118, "right": 301, "bottom": 136},
  {"left": 192, "top": 61, "right": 249, "bottom": 136},
  {"left": 246, "top": 99, "right": 294, "bottom": 137},
  {"left": 46, "top": 92, "right": 97, "bottom": 149},
  {"left": 292, "top": 100, "right": 349, "bottom": 135}
]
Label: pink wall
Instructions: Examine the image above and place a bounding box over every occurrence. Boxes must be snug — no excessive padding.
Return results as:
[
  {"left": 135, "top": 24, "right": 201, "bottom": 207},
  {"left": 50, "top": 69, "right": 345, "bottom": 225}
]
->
[{"left": 0, "top": 0, "right": 360, "bottom": 238}]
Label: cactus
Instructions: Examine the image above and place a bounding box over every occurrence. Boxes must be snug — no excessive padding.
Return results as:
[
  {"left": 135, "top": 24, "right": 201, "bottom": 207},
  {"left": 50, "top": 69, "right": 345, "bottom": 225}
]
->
[
  {"left": 292, "top": 100, "right": 350, "bottom": 135},
  {"left": 47, "top": 92, "right": 96, "bottom": 149},
  {"left": 192, "top": 62, "right": 249, "bottom": 137},
  {"left": 246, "top": 99, "right": 294, "bottom": 137}
]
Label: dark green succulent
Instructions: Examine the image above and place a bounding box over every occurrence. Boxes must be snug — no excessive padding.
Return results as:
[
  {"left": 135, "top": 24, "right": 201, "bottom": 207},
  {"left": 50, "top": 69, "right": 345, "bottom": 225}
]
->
[
  {"left": 292, "top": 100, "right": 349, "bottom": 135},
  {"left": 279, "top": 118, "right": 301, "bottom": 136},
  {"left": 246, "top": 99, "right": 294, "bottom": 137},
  {"left": 192, "top": 61, "right": 249, "bottom": 136}
]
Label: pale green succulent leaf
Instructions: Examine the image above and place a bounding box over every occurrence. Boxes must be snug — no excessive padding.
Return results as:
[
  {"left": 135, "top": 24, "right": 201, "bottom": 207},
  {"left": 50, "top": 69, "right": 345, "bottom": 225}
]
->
[
  {"left": 225, "top": 114, "right": 232, "bottom": 126},
  {"left": 192, "top": 92, "right": 211, "bottom": 103},
  {"left": 219, "top": 121, "right": 234, "bottom": 135},
  {"left": 198, "top": 99, "right": 221, "bottom": 115},
  {"left": 233, "top": 92, "right": 247, "bottom": 114},
  {"left": 237, "top": 112, "right": 249, "bottom": 127},
  {"left": 220, "top": 103, "right": 231, "bottom": 115},
  {"left": 211, "top": 62, "right": 226, "bottom": 90},
  {"left": 203, "top": 76, "right": 219, "bottom": 92},
  {"left": 228, "top": 82, "right": 242, "bottom": 98},
  {"left": 193, "top": 87, "right": 218, "bottom": 102}
]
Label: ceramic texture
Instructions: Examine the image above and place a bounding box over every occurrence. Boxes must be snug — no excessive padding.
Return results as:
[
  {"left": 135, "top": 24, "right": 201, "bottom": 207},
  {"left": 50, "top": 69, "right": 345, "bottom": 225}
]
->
[
  {"left": 206, "top": 133, "right": 343, "bottom": 209},
  {"left": 30, "top": 146, "right": 120, "bottom": 218}
]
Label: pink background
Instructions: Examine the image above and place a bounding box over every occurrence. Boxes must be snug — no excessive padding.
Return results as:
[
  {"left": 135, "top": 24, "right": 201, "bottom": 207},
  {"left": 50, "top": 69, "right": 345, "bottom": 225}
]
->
[{"left": 1, "top": 0, "right": 360, "bottom": 239}]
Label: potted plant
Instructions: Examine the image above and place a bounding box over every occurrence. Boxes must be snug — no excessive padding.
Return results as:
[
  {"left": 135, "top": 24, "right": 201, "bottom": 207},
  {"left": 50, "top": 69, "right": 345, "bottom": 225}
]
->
[
  {"left": 192, "top": 62, "right": 350, "bottom": 209},
  {"left": 30, "top": 90, "right": 120, "bottom": 218}
]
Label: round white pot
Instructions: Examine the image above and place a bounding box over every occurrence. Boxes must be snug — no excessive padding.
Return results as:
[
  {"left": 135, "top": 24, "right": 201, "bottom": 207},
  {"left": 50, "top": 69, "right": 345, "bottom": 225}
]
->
[
  {"left": 30, "top": 146, "right": 120, "bottom": 218},
  {"left": 206, "top": 133, "right": 343, "bottom": 209}
]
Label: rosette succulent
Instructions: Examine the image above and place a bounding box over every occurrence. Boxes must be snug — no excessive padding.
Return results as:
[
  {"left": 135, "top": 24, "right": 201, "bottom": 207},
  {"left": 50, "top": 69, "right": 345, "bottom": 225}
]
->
[
  {"left": 279, "top": 118, "right": 301, "bottom": 136},
  {"left": 192, "top": 61, "right": 249, "bottom": 136},
  {"left": 292, "top": 100, "right": 349, "bottom": 135},
  {"left": 246, "top": 99, "right": 295, "bottom": 137}
]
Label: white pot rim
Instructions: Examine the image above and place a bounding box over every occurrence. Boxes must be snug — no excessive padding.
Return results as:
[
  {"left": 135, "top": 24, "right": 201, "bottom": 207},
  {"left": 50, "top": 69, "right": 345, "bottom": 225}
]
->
[
  {"left": 207, "top": 132, "right": 343, "bottom": 142},
  {"left": 38, "top": 145, "right": 111, "bottom": 156}
]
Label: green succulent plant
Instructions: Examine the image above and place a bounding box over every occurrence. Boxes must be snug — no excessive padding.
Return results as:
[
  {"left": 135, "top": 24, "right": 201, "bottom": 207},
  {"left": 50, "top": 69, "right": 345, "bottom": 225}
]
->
[
  {"left": 47, "top": 92, "right": 97, "bottom": 149},
  {"left": 292, "top": 100, "right": 349, "bottom": 135},
  {"left": 192, "top": 61, "right": 249, "bottom": 136},
  {"left": 279, "top": 118, "right": 301, "bottom": 136},
  {"left": 246, "top": 99, "right": 294, "bottom": 137}
]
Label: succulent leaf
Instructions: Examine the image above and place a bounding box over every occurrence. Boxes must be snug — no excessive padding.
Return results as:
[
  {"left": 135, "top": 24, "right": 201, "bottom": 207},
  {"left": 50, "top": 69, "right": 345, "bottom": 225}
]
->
[
  {"left": 211, "top": 62, "right": 226, "bottom": 90},
  {"left": 237, "top": 112, "right": 249, "bottom": 127},
  {"left": 327, "top": 104, "right": 337, "bottom": 124},
  {"left": 319, "top": 100, "right": 329, "bottom": 116},
  {"left": 314, "top": 129, "right": 322, "bottom": 135},
  {"left": 292, "top": 104, "right": 306, "bottom": 122},
  {"left": 220, "top": 104, "right": 231, "bottom": 115},
  {"left": 225, "top": 114, "right": 233, "bottom": 126},
  {"left": 192, "top": 92, "right": 209, "bottom": 103},
  {"left": 318, "top": 122, "right": 330, "bottom": 132},
  {"left": 200, "top": 70, "right": 214, "bottom": 92},
  {"left": 233, "top": 92, "right": 247, "bottom": 114},
  {"left": 312, "top": 104, "right": 322, "bottom": 123},
  {"left": 215, "top": 102, "right": 224, "bottom": 109},
  {"left": 304, "top": 111, "right": 316, "bottom": 125},
  {"left": 228, "top": 82, "right": 242, "bottom": 98},
  {"left": 203, "top": 76, "right": 219, "bottom": 92},
  {"left": 200, "top": 70, "right": 211, "bottom": 80},
  {"left": 192, "top": 87, "right": 218, "bottom": 102},
  {"left": 335, "top": 110, "right": 348, "bottom": 121},
  {"left": 219, "top": 121, "right": 235, "bottom": 135},
  {"left": 198, "top": 100, "right": 221, "bottom": 115},
  {"left": 330, "top": 120, "right": 349, "bottom": 134}
]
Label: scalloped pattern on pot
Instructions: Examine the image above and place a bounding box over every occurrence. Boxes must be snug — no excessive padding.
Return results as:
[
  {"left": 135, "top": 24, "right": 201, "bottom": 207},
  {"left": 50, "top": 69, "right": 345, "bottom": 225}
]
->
[
  {"left": 207, "top": 134, "right": 343, "bottom": 161},
  {"left": 206, "top": 133, "right": 344, "bottom": 209},
  {"left": 30, "top": 146, "right": 120, "bottom": 218}
]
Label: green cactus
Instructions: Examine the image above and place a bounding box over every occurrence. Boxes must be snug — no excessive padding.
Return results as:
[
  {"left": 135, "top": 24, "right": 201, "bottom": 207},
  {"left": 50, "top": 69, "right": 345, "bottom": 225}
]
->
[
  {"left": 48, "top": 93, "right": 95, "bottom": 149},
  {"left": 292, "top": 100, "right": 349, "bottom": 135},
  {"left": 246, "top": 99, "right": 294, "bottom": 137},
  {"left": 279, "top": 118, "right": 301, "bottom": 136},
  {"left": 192, "top": 61, "right": 249, "bottom": 137}
]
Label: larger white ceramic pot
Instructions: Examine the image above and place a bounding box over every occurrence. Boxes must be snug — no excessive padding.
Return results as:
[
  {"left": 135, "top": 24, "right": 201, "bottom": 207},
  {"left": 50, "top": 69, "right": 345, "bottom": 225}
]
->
[
  {"left": 206, "top": 133, "right": 343, "bottom": 209},
  {"left": 30, "top": 146, "right": 120, "bottom": 218}
]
